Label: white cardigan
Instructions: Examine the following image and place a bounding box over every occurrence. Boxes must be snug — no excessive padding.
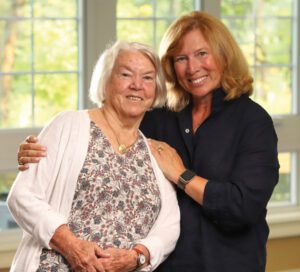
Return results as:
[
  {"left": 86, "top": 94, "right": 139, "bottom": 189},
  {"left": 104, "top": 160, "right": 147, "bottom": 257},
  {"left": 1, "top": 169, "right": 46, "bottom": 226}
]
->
[{"left": 7, "top": 110, "right": 180, "bottom": 272}]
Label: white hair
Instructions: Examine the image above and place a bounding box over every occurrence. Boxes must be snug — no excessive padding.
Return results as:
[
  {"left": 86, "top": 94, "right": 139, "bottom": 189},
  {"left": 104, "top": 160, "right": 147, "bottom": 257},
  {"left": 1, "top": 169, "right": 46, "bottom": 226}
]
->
[{"left": 89, "top": 40, "right": 166, "bottom": 108}]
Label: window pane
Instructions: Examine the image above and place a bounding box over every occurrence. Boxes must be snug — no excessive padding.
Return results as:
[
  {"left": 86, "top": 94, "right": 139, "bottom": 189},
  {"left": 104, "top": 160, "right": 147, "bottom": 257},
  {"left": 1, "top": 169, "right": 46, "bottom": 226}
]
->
[
  {"left": 0, "top": 172, "right": 16, "bottom": 197},
  {"left": 0, "top": 172, "right": 18, "bottom": 231},
  {"left": 221, "top": 0, "right": 252, "bottom": 16},
  {"left": 0, "top": 0, "right": 79, "bottom": 129},
  {"left": 117, "top": 20, "right": 153, "bottom": 45},
  {"left": 34, "top": 0, "right": 77, "bottom": 17},
  {"left": 253, "top": 67, "right": 291, "bottom": 115},
  {"left": 221, "top": 0, "right": 294, "bottom": 115},
  {"left": 156, "top": 19, "right": 174, "bottom": 48},
  {"left": 0, "top": 0, "right": 31, "bottom": 17},
  {"left": 270, "top": 153, "right": 292, "bottom": 204},
  {"left": 34, "top": 73, "right": 78, "bottom": 126},
  {"left": 0, "top": 75, "right": 32, "bottom": 128},
  {"left": 0, "top": 20, "right": 31, "bottom": 72},
  {"left": 255, "top": 18, "right": 292, "bottom": 64},
  {"left": 222, "top": 0, "right": 294, "bottom": 17},
  {"left": 156, "top": 0, "right": 195, "bottom": 17},
  {"left": 34, "top": 20, "right": 78, "bottom": 71},
  {"left": 222, "top": 18, "right": 254, "bottom": 65},
  {"left": 254, "top": 0, "right": 294, "bottom": 16},
  {"left": 0, "top": 202, "right": 18, "bottom": 230},
  {"left": 117, "top": 0, "right": 196, "bottom": 49},
  {"left": 117, "top": 0, "right": 153, "bottom": 17}
]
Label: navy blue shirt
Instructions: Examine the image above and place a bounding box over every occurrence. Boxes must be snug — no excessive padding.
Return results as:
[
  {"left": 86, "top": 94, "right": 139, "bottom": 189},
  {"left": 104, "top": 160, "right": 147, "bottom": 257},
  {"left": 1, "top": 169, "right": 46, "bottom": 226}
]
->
[{"left": 140, "top": 88, "right": 279, "bottom": 272}]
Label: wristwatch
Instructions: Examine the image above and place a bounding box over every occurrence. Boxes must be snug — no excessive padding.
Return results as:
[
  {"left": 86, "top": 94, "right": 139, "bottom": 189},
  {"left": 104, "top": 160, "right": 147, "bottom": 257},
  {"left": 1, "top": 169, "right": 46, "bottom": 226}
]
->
[
  {"left": 132, "top": 247, "right": 146, "bottom": 268},
  {"left": 177, "top": 169, "right": 196, "bottom": 190}
]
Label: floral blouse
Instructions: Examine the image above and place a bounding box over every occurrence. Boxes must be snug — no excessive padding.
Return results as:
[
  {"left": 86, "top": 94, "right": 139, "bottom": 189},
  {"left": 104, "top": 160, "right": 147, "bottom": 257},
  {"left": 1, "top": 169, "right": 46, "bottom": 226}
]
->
[{"left": 37, "top": 121, "right": 161, "bottom": 271}]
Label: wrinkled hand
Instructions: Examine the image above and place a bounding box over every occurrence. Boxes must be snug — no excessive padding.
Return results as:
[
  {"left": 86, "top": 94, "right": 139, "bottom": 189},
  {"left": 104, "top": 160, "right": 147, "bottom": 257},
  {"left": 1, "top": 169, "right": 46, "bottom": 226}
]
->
[
  {"left": 100, "top": 248, "right": 136, "bottom": 272},
  {"left": 17, "top": 135, "right": 47, "bottom": 171},
  {"left": 148, "top": 139, "right": 186, "bottom": 184},
  {"left": 59, "top": 239, "right": 110, "bottom": 272}
]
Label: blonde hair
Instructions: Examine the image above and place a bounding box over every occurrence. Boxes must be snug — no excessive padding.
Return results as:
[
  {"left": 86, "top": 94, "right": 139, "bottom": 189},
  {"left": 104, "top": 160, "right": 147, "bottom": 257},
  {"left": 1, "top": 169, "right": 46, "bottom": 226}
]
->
[
  {"left": 89, "top": 40, "right": 167, "bottom": 108},
  {"left": 159, "top": 11, "right": 253, "bottom": 111}
]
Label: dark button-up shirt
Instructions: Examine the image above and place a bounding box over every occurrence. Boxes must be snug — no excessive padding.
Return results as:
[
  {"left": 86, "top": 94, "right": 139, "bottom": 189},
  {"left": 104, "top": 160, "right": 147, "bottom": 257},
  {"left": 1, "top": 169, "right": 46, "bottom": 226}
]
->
[{"left": 140, "top": 88, "right": 279, "bottom": 272}]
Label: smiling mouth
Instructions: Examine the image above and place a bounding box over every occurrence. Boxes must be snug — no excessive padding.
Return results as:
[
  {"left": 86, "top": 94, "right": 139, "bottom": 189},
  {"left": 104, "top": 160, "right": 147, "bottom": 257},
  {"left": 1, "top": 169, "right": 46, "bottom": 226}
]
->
[
  {"left": 127, "top": 95, "right": 143, "bottom": 101},
  {"left": 189, "top": 76, "right": 208, "bottom": 85}
]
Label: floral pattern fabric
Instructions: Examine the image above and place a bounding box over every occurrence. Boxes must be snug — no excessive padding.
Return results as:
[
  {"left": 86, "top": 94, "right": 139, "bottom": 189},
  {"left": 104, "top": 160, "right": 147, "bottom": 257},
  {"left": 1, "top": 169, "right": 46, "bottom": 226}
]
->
[{"left": 37, "top": 121, "right": 161, "bottom": 271}]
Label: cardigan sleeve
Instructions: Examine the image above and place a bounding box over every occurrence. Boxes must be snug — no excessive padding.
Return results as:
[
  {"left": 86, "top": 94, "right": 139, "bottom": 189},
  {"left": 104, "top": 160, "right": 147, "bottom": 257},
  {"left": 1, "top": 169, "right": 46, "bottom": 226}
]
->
[
  {"left": 7, "top": 111, "right": 87, "bottom": 248},
  {"left": 136, "top": 137, "right": 180, "bottom": 271}
]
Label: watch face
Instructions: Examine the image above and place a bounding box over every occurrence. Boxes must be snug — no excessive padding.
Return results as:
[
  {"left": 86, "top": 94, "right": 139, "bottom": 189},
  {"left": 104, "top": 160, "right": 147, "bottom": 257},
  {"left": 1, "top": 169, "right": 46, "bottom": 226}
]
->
[
  {"left": 178, "top": 170, "right": 196, "bottom": 190},
  {"left": 138, "top": 254, "right": 146, "bottom": 265}
]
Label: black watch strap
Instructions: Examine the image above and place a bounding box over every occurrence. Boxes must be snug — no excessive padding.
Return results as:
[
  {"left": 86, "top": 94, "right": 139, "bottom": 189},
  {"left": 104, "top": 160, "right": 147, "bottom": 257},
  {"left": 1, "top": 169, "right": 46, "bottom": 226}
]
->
[{"left": 177, "top": 169, "right": 196, "bottom": 190}]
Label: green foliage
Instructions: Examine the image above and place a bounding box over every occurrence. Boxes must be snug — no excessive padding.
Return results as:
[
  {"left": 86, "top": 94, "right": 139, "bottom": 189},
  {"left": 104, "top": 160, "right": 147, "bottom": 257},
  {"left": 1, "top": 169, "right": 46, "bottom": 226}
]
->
[
  {"left": 34, "top": 20, "right": 78, "bottom": 71},
  {"left": 221, "top": 0, "right": 294, "bottom": 116},
  {"left": 155, "top": 0, "right": 195, "bottom": 17},
  {"left": 0, "top": 172, "right": 17, "bottom": 196},
  {"left": 0, "top": 0, "right": 78, "bottom": 128},
  {"left": 271, "top": 173, "right": 291, "bottom": 202},
  {"left": 117, "top": 0, "right": 153, "bottom": 17},
  {"left": 221, "top": 0, "right": 253, "bottom": 16},
  {"left": 34, "top": 74, "right": 78, "bottom": 126},
  {"left": 117, "top": 20, "right": 154, "bottom": 45},
  {"left": 1, "top": 75, "right": 33, "bottom": 127},
  {"left": 34, "top": 0, "right": 77, "bottom": 17},
  {"left": 117, "top": 0, "right": 194, "bottom": 49}
]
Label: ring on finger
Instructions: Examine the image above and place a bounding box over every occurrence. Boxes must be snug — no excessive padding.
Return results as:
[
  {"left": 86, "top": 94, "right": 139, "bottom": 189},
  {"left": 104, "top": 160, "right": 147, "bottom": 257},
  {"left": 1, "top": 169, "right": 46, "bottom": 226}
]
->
[{"left": 157, "top": 146, "right": 164, "bottom": 154}]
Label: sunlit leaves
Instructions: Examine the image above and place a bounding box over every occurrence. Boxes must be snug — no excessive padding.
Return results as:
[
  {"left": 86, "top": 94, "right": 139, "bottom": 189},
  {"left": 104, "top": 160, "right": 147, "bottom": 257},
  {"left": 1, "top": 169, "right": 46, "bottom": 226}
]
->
[
  {"left": 0, "top": 75, "right": 32, "bottom": 128},
  {"left": 117, "top": 0, "right": 153, "bottom": 17},
  {"left": 117, "top": 0, "right": 194, "bottom": 49},
  {"left": 0, "top": 0, "right": 78, "bottom": 128},
  {"left": 222, "top": 0, "right": 294, "bottom": 115}
]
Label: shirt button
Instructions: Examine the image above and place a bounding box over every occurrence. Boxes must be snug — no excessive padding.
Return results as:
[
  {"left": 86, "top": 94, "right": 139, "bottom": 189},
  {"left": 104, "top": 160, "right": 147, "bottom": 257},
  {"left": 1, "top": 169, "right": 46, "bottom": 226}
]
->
[{"left": 185, "top": 128, "right": 190, "bottom": 133}]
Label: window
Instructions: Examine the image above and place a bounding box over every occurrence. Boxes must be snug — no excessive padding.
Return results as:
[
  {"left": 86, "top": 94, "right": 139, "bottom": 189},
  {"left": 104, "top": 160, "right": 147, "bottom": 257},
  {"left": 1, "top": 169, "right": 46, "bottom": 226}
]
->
[
  {"left": 220, "top": 0, "right": 299, "bottom": 208},
  {"left": 117, "top": 0, "right": 199, "bottom": 49},
  {"left": 0, "top": 0, "right": 81, "bottom": 234},
  {"left": 0, "top": 0, "right": 80, "bottom": 129}
]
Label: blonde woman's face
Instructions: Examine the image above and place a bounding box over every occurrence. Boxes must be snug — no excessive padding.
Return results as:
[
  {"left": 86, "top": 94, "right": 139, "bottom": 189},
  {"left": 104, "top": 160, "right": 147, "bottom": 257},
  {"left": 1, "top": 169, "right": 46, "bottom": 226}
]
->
[
  {"left": 105, "top": 50, "right": 156, "bottom": 119},
  {"left": 173, "top": 29, "right": 222, "bottom": 100}
]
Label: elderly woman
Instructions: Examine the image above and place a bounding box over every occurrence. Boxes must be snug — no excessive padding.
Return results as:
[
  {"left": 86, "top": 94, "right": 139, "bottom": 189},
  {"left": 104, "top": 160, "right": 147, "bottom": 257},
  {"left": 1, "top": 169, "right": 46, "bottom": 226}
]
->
[{"left": 7, "top": 41, "right": 180, "bottom": 272}]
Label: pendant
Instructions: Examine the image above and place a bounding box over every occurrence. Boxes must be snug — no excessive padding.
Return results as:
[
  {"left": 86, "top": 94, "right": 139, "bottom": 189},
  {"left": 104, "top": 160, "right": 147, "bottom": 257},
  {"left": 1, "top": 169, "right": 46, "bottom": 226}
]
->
[{"left": 118, "top": 144, "right": 127, "bottom": 154}]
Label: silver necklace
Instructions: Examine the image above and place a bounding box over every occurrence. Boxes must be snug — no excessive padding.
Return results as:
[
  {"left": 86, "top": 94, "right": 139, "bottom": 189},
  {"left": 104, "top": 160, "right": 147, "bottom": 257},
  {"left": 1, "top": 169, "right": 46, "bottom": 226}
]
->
[{"left": 101, "top": 109, "right": 137, "bottom": 154}]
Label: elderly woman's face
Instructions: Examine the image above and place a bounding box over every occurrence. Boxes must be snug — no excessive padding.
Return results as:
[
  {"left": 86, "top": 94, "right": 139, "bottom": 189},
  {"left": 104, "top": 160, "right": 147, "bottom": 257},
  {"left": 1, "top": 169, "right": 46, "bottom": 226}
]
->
[
  {"left": 106, "top": 50, "right": 156, "bottom": 118},
  {"left": 173, "top": 29, "right": 222, "bottom": 99}
]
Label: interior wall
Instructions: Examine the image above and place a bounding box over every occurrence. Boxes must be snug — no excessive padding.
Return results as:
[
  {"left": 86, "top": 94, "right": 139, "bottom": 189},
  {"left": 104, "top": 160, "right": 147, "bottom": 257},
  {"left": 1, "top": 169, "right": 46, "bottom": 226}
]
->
[{"left": 266, "top": 236, "right": 300, "bottom": 271}]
